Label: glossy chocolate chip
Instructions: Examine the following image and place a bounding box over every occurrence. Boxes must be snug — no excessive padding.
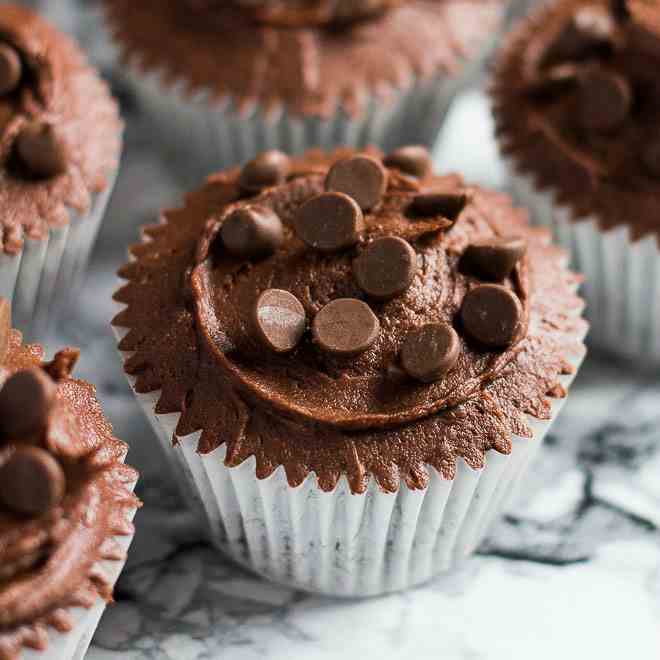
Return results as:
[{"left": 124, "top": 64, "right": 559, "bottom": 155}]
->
[
  {"left": 463, "top": 237, "right": 527, "bottom": 281},
  {"left": 0, "top": 43, "right": 22, "bottom": 96},
  {"left": 253, "top": 289, "right": 306, "bottom": 353},
  {"left": 579, "top": 70, "right": 631, "bottom": 134},
  {"left": 15, "top": 122, "right": 68, "bottom": 179},
  {"left": 353, "top": 236, "right": 416, "bottom": 300},
  {"left": 312, "top": 298, "right": 380, "bottom": 356},
  {"left": 220, "top": 205, "right": 284, "bottom": 259},
  {"left": 0, "top": 298, "right": 10, "bottom": 364},
  {"left": 383, "top": 145, "right": 432, "bottom": 179},
  {"left": 411, "top": 192, "right": 467, "bottom": 222},
  {"left": 0, "top": 368, "right": 57, "bottom": 438},
  {"left": 239, "top": 150, "right": 291, "bottom": 193},
  {"left": 527, "top": 64, "right": 580, "bottom": 99},
  {"left": 0, "top": 446, "right": 66, "bottom": 516},
  {"left": 325, "top": 155, "right": 388, "bottom": 211},
  {"left": 540, "top": 6, "right": 617, "bottom": 68},
  {"left": 461, "top": 284, "right": 524, "bottom": 349},
  {"left": 641, "top": 138, "right": 660, "bottom": 179},
  {"left": 400, "top": 323, "right": 460, "bottom": 383},
  {"left": 294, "top": 192, "right": 364, "bottom": 252}
]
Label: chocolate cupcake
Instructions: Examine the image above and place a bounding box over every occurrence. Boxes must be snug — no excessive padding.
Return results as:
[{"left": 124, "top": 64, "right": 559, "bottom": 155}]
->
[
  {"left": 0, "top": 5, "right": 122, "bottom": 340},
  {"left": 102, "top": 0, "right": 502, "bottom": 186},
  {"left": 0, "top": 299, "right": 139, "bottom": 660},
  {"left": 112, "top": 146, "right": 586, "bottom": 596},
  {"left": 493, "top": 0, "right": 660, "bottom": 365}
]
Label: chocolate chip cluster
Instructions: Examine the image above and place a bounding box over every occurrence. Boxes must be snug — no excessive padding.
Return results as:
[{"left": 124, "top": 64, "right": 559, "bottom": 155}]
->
[
  {"left": 0, "top": 360, "right": 67, "bottom": 518},
  {"left": 0, "top": 39, "right": 67, "bottom": 179},
  {"left": 212, "top": 147, "right": 527, "bottom": 385},
  {"left": 527, "top": 0, "right": 660, "bottom": 177}
]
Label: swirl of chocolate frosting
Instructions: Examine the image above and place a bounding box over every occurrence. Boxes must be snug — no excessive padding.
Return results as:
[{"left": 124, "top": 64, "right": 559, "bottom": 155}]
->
[
  {"left": 493, "top": 0, "right": 660, "bottom": 241},
  {"left": 0, "top": 303, "right": 138, "bottom": 658},
  {"left": 191, "top": 153, "right": 530, "bottom": 433},
  {"left": 114, "top": 148, "right": 585, "bottom": 494}
]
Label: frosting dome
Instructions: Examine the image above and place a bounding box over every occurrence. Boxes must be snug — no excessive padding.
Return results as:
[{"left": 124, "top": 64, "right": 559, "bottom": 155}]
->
[
  {"left": 0, "top": 5, "right": 122, "bottom": 255},
  {"left": 493, "top": 0, "right": 660, "bottom": 241},
  {"left": 0, "top": 304, "right": 138, "bottom": 660},
  {"left": 114, "top": 148, "right": 586, "bottom": 494}
]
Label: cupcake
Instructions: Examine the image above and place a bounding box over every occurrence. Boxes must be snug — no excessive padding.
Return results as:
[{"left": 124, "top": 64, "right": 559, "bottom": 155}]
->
[
  {"left": 0, "top": 299, "right": 139, "bottom": 660},
  {"left": 492, "top": 0, "right": 660, "bottom": 365},
  {"left": 0, "top": 5, "right": 122, "bottom": 340},
  {"left": 102, "top": 0, "right": 503, "bottom": 186},
  {"left": 112, "top": 146, "right": 586, "bottom": 597}
]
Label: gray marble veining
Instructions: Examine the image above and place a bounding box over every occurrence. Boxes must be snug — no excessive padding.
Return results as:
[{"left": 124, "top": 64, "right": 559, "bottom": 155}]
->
[{"left": 20, "top": 3, "right": 660, "bottom": 657}]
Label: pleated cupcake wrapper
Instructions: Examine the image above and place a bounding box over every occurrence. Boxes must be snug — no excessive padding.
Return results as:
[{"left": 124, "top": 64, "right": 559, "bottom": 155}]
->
[
  {"left": 0, "top": 174, "right": 116, "bottom": 343},
  {"left": 113, "top": 310, "right": 586, "bottom": 597},
  {"left": 120, "top": 59, "right": 483, "bottom": 189},
  {"left": 505, "top": 158, "right": 660, "bottom": 366},
  {"left": 21, "top": 481, "right": 137, "bottom": 660}
]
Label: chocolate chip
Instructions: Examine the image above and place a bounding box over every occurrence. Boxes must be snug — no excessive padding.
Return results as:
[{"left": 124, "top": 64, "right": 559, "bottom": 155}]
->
[
  {"left": 0, "top": 43, "right": 22, "bottom": 96},
  {"left": 383, "top": 145, "right": 432, "bottom": 179},
  {"left": 15, "top": 122, "right": 68, "bottom": 179},
  {"left": 253, "top": 289, "right": 306, "bottom": 353},
  {"left": 579, "top": 70, "right": 631, "bottom": 134},
  {"left": 461, "top": 284, "right": 524, "bottom": 349},
  {"left": 641, "top": 138, "right": 660, "bottom": 179},
  {"left": 0, "top": 298, "right": 10, "bottom": 364},
  {"left": 239, "top": 150, "right": 291, "bottom": 193},
  {"left": 527, "top": 64, "right": 580, "bottom": 99},
  {"left": 411, "top": 192, "right": 467, "bottom": 222},
  {"left": 0, "top": 446, "right": 65, "bottom": 516},
  {"left": 325, "top": 155, "right": 388, "bottom": 211},
  {"left": 540, "top": 6, "right": 617, "bottom": 68},
  {"left": 312, "top": 298, "right": 379, "bottom": 356},
  {"left": 463, "top": 237, "right": 527, "bottom": 281},
  {"left": 0, "top": 368, "right": 57, "bottom": 438},
  {"left": 353, "top": 236, "right": 416, "bottom": 300},
  {"left": 294, "top": 192, "right": 364, "bottom": 252},
  {"left": 400, "top": 323, "right": 460, "bottom": 383},
  {"left": 220, "top": 205, "right": 284, "bottom": 259}
]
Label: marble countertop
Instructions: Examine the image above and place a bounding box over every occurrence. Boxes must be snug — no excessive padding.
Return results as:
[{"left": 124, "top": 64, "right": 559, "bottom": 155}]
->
[{"left": 28, "top": 3, "right": 660, "bottom": 657}]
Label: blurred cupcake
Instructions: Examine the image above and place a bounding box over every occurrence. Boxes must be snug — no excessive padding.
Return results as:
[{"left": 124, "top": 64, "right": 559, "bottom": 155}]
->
[
  {"left": 0, "top": 299, "right": 139, "bottom": 660},
  {"left": 102, "top": 0, "right": 503, "bottom": 186},
  {"left": 0, "top": 5, "right": 122, "bottom": 340},
  {"left": 493, "top": 0, "right": 660, "bottom": 365},
  {"left": 112, "top": 146, "right": 586, "bottom": 597}
]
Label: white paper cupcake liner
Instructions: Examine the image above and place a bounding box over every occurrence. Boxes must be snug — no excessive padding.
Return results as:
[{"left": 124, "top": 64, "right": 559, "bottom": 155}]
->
[
  {"left": 506, "top": 159, "right": 660, "bottom": 366},
  {"left": 0, "top": 173, "right": 117, "bottom": 343},
  {"left": 20, "top": 481, "right": 137, "bottom": 660},
  {"left": 122, "top": 67, "right": 471, "bottom": 189},
  {"left": 112, "top": 310, "right": 586, "bottom": 597}
]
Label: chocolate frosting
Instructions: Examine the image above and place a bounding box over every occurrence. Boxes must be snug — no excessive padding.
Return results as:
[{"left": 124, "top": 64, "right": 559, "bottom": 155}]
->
[
  {"left": 113, "top": 148, "right": 586, "bottom": 495},
  {"left": 493, "top": 0, "right": 660, "bottom": 243},
  {"left": 197, "top": 1, "right": 404, "bottom": 26},
  {"left": 0, "top": 5, "right": 122, "bottom": 256},
  {"left": 103, "top": 0, "right": 502, "bottom": 118},
  {"left": 0, "top": 326, "right": 139, "bottom": 660}
]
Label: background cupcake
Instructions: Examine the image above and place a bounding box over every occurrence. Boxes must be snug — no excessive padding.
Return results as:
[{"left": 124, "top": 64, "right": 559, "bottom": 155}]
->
[
  {"left": 102, "top": 0, "right": 503, "bottom": 187},
  {"left": 112, "top": 147, "right": 586, "bottom": 597},
  {"left": 0, "top": 298, "right": 139, "bottom": 660},
  {"left": 0, "top": 5, "right": 122, "bottom": 341},
  {"left": 492, "top": 0, "right": 660, "bottom": 365}
]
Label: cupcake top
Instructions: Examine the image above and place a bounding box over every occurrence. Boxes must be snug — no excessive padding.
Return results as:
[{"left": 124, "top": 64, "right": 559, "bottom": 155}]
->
[
  {"left": 114, "top": 147, "right": 586, "bottom": 494},
  {"left": 103, "top": 0, "right": 502, "bottom": 118},
  {"left": 0, "top": 299, "right": 139, "bottom": 660},
  {"left": 493, "top": 0, "right": 660, "bottom": 241},
  {"left": 0, "top": 5, "right": 122, "bottom": 256}
]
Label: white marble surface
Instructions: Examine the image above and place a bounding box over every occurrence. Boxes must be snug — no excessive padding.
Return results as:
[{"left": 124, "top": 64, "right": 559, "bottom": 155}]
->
[{"left": 25, "top": 4, "right": 660, "bottom": 657}]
